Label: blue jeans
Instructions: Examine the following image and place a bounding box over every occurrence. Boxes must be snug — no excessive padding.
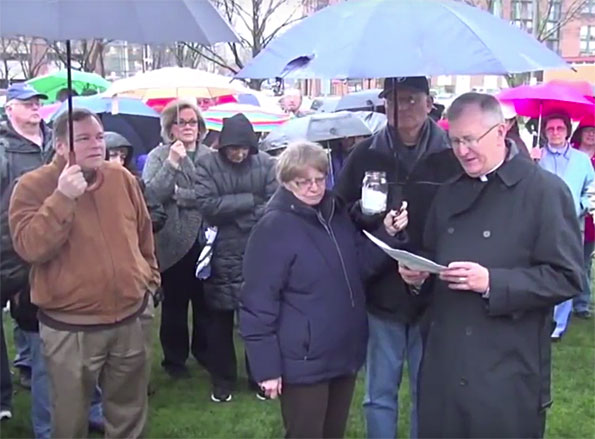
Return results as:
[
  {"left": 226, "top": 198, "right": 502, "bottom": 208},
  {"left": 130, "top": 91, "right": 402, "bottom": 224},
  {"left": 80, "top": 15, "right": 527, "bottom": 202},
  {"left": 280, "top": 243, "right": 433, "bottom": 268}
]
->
[
  {"left": 574, "top": 240, "right": 594, "bottom": 313},
  {"left": 26, "top": 331, "right": 103, "bottom": 439},
  {"left": 363, "top": 313, "right": 422, "bottom": 439},
  {"left": 13, "top": 325, "right": 32, "bottom": 370}
]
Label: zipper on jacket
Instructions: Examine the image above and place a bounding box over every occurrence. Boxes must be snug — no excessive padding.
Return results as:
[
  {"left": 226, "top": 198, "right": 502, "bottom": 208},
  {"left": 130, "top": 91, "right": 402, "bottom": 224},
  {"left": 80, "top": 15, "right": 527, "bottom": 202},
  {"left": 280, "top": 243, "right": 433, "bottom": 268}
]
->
[
  {"left": 316, "top": 203, "right": 356, "bottom": 308},
  {"left": 91, "top": 195, "right": 118, "bottom": 321}
]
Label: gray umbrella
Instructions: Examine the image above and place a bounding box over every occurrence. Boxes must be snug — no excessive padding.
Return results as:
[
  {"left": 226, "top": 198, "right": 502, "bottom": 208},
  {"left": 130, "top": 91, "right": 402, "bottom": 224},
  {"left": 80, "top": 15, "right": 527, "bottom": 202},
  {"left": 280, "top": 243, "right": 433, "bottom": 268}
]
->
[
  {"left": 0, "top": 0, "right": 238, "bottom": 45},
  {"left": 335, "top": 89, "right": 384, "bottom": 112},
  {"left": 261, "top": 111, "right": 375, "bottom": 152},
  {"left": 1, "top": 0, "right": 238, "bottom": 191}
]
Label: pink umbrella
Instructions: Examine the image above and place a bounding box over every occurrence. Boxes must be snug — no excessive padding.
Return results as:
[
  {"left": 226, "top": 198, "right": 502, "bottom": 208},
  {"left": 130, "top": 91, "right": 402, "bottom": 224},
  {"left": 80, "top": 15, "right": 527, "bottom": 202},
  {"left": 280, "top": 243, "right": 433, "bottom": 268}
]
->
[
  {"left": 498, "top": 82, "right": 595, "bottom": 121},
  {"left": 39, "top": 102, "right": 61, "bottom": 122}
]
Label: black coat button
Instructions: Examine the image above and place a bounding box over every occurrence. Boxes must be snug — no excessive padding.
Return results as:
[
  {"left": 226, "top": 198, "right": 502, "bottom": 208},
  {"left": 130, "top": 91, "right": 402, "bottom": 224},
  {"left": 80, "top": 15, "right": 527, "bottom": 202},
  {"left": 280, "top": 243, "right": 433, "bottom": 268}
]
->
[
  {"left": 460, "top": 378, "right": 468, "bottom": 386},
  {"left": 447, "top": 227, "right": 454, "bottom": 234},
  {"left": 465, "top": 327, "right": 472, "bottom": 336},
  {"left": 483, "top": 230, "right": 491, "bottom": 238}
]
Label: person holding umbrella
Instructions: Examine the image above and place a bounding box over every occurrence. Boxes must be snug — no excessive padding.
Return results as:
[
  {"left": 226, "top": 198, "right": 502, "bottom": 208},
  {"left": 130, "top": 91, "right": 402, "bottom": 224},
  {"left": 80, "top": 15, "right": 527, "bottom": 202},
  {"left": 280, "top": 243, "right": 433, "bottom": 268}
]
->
[
  {"left": 538, "top": 111, "right": 594, "bottom": 340},
  {"left": 571, "top": 115, "right": 595, "bottom": 319},
  {"left": 8, "top": 108, "right": 160, "bottom": 438}
]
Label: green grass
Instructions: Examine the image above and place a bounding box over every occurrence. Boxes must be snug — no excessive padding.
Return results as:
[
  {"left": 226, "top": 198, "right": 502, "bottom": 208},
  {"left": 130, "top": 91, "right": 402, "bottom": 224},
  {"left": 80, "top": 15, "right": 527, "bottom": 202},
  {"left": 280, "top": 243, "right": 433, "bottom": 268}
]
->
[{"left": 1, "top": 313, "right": 593, "bottom": 438}]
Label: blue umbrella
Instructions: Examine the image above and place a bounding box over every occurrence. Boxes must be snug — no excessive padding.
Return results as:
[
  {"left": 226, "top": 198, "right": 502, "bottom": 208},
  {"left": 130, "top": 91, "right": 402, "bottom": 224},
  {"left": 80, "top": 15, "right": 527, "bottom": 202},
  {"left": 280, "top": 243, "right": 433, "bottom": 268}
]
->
[
  {"left": 52, "top": 96, "right": 161, "bottom": 157},
  {"left": 237, "top": 0, "right": 568, "bottom": 79},
  {"left": 0, "top": 0, "right": 238, "bottom": 45}
]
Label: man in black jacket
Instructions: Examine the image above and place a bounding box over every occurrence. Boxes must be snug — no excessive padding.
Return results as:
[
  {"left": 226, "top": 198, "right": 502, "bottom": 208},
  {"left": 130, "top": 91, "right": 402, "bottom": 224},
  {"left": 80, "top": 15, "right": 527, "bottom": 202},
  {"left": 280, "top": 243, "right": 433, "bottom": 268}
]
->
[
  {"left": 334, "top": 77, "right": 461, "bottom": 439},
  {"left": 195, "top": 113, "right": 277, "bottom": 403},
  {"left": 0, "top": 83, "right": 52, "bottom": 398}
]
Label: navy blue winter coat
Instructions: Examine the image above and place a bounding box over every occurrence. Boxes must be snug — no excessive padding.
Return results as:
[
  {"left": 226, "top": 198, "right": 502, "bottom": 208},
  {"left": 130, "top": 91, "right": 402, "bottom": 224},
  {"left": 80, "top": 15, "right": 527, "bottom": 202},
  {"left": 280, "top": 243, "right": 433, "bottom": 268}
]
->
[{"left": 240, "top": 187, "right": 405, "bottom": 385}]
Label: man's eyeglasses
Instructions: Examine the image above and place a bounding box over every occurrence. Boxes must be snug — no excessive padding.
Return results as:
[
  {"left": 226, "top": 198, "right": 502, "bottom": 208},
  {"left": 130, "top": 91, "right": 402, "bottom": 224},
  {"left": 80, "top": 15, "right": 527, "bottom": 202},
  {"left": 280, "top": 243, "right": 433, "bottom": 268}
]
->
[
  {"left": 385, "top": 95, "right": 419, "bottom": 107},
  {"left": 293, "top": 176, "right": 326, "bottom": 189},
  {"left": 448, "top": 123, "right": 500, "bottom": 149},
  {"left": 173, "top": 119, "right": 198, "bottom": 127}
]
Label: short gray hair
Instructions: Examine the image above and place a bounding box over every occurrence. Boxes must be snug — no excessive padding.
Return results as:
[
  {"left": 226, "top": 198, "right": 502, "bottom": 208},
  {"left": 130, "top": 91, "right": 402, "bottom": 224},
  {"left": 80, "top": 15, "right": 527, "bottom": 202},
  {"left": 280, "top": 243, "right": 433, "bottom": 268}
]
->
[
  {"left": 276, "top": 141, "right": 329, "bottom": 184},
  {"left": 160, "top": 98, "right": 206, "bottom": 143},
  {"left": 447, "top": 92, "right": 504, "bottom": 126}
]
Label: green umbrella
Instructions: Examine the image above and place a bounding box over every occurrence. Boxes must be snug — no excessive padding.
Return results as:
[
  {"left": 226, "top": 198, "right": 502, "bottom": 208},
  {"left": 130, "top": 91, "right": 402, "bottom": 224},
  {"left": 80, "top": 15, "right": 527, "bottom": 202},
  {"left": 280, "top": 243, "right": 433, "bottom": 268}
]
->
[{"left": 27, "top": 69, "right": 110, "bottom": 103}]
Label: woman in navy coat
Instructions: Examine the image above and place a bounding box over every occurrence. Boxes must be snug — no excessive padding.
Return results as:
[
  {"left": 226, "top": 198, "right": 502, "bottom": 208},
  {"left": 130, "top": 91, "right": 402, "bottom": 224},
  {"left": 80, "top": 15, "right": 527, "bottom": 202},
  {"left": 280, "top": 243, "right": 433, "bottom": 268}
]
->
[{"left": 240, "top": 141, "right": 408, "bottom": 438}]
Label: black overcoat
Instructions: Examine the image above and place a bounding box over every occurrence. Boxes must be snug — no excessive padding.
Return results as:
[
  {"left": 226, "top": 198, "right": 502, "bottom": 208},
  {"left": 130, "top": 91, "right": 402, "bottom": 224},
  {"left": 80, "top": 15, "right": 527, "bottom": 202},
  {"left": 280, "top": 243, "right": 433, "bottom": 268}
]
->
[{"left": 418, "top": 149, "right": 583, "bottom": 438}]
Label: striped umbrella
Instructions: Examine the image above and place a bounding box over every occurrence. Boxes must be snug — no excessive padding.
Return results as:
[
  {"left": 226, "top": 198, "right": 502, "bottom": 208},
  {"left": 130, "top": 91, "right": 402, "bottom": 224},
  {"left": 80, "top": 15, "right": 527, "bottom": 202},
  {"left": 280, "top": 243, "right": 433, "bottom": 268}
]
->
[{"left": 203, "top": 103, "right": 290, "bottom": 132}]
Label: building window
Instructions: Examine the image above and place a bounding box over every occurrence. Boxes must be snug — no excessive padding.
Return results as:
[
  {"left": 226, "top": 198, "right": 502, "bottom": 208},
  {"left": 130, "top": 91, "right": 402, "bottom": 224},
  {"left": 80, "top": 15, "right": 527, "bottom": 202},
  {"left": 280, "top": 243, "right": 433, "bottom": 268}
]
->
[
  {"left": 580, "top": 26, "right": 595, "bottom": 54},
  {"left": 583, "top": 0, "right": 595, "bottom": 15},
  {"left": 511, "top": 0, "right": 533, "bottom": 32}
]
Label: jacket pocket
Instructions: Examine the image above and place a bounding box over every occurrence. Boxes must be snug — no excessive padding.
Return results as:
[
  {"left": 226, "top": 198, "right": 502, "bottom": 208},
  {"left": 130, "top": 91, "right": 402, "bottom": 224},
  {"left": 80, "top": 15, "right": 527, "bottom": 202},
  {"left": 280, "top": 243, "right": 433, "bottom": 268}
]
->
[{"left": 278, "top": 305, "right": 310, "bottom": 360}]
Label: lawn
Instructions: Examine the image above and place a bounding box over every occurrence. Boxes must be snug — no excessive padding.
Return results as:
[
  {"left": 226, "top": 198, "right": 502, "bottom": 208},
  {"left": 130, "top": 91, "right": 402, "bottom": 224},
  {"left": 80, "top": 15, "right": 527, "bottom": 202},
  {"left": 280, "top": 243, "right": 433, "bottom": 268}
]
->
[{"left": 1, "top": 313, "right": 593, "bottom": 438}]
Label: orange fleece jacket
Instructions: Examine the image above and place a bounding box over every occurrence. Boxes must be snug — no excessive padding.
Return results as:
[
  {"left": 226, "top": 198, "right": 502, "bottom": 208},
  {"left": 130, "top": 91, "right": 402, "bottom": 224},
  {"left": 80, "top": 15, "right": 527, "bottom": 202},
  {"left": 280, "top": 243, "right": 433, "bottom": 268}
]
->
[{"left": 9, "top": 156, "right": 160, "bottom": 325}]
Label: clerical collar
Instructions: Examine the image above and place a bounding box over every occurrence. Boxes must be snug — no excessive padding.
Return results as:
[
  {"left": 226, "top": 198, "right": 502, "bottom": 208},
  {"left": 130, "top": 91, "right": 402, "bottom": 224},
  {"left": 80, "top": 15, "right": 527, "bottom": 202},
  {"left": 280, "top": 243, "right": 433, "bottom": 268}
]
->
[{"left": 478, "top": 159, "right": 505, "bottom": 182}]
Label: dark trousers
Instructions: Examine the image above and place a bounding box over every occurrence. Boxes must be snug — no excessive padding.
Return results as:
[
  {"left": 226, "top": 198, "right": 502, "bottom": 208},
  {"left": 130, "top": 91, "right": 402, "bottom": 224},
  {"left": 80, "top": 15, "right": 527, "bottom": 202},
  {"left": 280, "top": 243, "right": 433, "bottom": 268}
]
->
[
  {"left": 205, "top": 309, "right": 237, "bottom": 391},
  {"left": 0, "top": 311, "right": 13, "bottom": 411},
  {"left": 160, "top": 246, "right": 210, "bottom": 371},
  {"left": 280, "top": 375, "right": 356, "bottom": 439}
]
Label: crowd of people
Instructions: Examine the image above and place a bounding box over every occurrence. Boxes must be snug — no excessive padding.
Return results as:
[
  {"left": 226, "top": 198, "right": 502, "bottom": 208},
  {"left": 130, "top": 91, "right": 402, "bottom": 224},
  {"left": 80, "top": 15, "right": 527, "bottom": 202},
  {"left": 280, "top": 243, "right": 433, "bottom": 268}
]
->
[{"left": 0, "top": 76, "right": 592, "bottom": 438}]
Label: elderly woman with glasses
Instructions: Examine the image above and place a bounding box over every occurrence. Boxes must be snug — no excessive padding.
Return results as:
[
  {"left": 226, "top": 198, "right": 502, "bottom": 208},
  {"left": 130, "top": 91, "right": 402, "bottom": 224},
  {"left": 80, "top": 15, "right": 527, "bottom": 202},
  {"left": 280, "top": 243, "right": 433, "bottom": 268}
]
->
[
  {"left": 142, "top": 99, "right": 212, "bottom": 379},
  {"left": 240, "top": 141, "right": 408, "bottom": 439}
]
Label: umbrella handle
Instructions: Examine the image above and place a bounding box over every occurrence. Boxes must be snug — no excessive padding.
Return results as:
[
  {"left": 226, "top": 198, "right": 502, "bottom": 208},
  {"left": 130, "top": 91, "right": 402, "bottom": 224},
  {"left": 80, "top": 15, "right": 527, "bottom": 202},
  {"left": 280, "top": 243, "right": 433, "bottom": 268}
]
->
[{"left": 68, "top": 151, "right": 104, "bottom": 192}]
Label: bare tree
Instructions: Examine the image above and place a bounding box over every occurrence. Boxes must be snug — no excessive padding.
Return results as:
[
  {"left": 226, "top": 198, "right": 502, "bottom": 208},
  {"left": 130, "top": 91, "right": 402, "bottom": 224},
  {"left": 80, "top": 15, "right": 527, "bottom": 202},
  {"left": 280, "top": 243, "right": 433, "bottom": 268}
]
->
[
  {"left": 182, "top": 0, "right": 306, "bottom": 89},
  {"left": 0, "top": 37, "right": 52, "bottom": 80},
  {"left": 48, "top": 39, "right": 111, "bottom": 76}
]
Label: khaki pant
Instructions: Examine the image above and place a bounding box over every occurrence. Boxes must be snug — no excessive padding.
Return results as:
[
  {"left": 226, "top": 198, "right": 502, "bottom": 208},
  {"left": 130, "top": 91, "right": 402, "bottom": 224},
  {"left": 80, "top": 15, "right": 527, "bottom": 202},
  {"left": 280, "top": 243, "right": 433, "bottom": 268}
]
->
[
  {"left": 40, "top": 318, "right": 147, "bottom": 439},
  {"left": 140, "top": 296, "right": 155, "bottom": 380}
]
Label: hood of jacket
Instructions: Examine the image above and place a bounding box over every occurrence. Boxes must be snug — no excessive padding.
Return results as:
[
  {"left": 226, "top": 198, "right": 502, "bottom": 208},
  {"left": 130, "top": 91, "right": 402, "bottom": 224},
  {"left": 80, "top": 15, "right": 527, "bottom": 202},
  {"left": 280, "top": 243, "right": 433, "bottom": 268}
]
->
[
  {"left": 218, "top": 113, "right": 258, "bottom": 153},
  {"left": 104, "top": 131, "right": 134, "bottom": 170}
]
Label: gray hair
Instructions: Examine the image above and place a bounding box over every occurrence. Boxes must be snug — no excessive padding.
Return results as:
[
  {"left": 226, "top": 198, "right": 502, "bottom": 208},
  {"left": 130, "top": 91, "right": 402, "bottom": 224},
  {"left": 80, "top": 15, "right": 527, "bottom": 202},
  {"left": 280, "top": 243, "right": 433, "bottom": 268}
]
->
[
  {"left": 276, "top": 141, "right": 329, "bottom": 184},
  {"left": 160, "top": 98, "right": 206, "bottom": 143},
  {"left": 447, "top": 92, "right": 504, "bottom": 126}
]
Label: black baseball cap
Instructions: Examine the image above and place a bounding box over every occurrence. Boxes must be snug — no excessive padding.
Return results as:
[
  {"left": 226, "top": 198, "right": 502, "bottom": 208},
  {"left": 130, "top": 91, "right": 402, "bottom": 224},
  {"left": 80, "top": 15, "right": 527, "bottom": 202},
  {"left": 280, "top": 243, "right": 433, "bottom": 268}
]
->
[{"left": 379, "top": 77, "right": 430, "bottom": 98}]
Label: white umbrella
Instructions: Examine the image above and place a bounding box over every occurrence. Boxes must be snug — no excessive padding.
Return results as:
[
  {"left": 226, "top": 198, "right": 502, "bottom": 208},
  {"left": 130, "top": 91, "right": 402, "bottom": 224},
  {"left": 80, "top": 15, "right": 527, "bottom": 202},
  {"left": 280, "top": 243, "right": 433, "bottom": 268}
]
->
[{"left": 106, "top": 67, "right": 248, "bottom": 100}]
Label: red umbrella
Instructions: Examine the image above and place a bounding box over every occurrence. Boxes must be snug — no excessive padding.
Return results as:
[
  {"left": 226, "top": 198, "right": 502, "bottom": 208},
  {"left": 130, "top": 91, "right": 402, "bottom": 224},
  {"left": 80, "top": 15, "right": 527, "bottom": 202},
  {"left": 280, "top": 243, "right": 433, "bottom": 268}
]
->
[{"left": 498, "top": 82, "right": 595, "bottom": 121}]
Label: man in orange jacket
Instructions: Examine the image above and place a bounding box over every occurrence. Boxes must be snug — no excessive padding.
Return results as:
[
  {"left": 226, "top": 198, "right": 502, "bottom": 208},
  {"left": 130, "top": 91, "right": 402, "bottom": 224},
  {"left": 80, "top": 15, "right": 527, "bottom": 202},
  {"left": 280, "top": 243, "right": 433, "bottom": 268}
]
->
[{"left": 9, "top": 108, "right": 160, "bottom": 438}]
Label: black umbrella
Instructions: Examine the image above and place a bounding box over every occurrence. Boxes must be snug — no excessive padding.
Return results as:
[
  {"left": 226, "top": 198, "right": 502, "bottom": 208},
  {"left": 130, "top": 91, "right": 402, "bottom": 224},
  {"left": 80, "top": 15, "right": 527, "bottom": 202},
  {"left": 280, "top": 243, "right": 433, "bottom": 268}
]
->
[{"left": 1, "top": 0, "right": 238, "bottom": 189}]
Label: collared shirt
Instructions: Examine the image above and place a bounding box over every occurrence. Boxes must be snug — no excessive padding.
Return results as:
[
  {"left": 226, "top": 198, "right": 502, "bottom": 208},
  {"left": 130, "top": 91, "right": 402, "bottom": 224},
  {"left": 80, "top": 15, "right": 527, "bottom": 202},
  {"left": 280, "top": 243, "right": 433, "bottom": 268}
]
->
[{"left": 539, "top": 143, "right": 572, "bottom": 178}]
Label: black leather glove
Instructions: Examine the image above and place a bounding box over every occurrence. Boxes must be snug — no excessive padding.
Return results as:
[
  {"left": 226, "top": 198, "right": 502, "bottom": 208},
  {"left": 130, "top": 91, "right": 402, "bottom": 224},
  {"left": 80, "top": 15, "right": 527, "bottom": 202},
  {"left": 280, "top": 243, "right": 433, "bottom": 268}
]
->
[{"left": 349, "top": 200, "right": 386, "bottom": 231}]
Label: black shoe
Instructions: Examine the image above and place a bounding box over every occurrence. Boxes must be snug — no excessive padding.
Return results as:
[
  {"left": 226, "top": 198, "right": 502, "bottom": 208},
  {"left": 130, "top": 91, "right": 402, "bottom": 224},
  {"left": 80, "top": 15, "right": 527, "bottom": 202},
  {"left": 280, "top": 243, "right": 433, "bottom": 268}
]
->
[
  {"left": 255, "top": 387, "right": 269, "bottom": 401},
  {"left": 574, "top": 310, "right": 592, "bottom": 319},
  {"left": 210, "top": 388, "right": 232, "bottom": 403},
  {"left": 163, "top": 365, "right": 190, "bottom": 380}
]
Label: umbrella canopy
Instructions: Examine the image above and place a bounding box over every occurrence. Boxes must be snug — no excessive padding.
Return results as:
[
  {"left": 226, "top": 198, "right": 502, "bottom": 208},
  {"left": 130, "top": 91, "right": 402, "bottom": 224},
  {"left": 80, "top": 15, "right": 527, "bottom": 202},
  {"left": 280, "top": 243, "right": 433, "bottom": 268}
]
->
[
  {"left": 336, "top": 89, "right": 384, "bottom": 112},
  {"left": 261, "top": 111, "right": 374, "bottom": 152},
  {"left": 236, "top": 0, "right": 568, "bottom": 79},
  {"left": 51, "top": 95, "right": 161, "bottom": 157},
  {"left": 203, "top": 103, "right": 290, "bottom": 133},
  {"left": 27, "top": 69, "right": 110, "bottom": 103},
  {"left": 498, "top": 83, "right": 595, "bottom": 120},
  {"left": 0, "top": 0, "right": 238, "bottom": 45},
  {"left": 106, "top": 68, "right": 247, "bottom": 100}
]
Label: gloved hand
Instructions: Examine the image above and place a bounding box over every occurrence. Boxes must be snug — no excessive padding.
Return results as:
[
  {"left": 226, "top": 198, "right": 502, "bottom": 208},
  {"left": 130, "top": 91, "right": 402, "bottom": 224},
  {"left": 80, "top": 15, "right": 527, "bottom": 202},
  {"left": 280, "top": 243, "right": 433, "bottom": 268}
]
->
[{"left": 349, "top": 200, "right": 386, "bottom": 231}]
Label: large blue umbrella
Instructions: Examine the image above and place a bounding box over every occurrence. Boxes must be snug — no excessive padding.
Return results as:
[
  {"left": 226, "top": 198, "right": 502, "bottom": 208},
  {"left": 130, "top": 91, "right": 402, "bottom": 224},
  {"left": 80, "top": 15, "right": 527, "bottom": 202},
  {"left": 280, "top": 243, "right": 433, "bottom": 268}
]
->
[
  {"left": 0, "top": 0, "right": 238, "bottom": 45},
  {"left": 237, "top": 0, "right": 568, "bottom": 79},
  {"left": 52, "top": 96, "right": 161, "bottom": 157}
]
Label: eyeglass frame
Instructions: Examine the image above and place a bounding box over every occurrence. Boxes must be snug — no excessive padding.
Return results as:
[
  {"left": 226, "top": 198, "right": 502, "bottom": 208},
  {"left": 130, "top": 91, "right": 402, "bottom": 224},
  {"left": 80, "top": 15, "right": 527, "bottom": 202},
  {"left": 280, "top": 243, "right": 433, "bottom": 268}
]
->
[
  {"left": 172, "top": 119, "right": 199, "bottom": 127},
  {"left": 293, "top": 176, "right": 327, "bottom": 190},
  {"left": 448, "top": 123, "right": 501, "bottom": 149}
]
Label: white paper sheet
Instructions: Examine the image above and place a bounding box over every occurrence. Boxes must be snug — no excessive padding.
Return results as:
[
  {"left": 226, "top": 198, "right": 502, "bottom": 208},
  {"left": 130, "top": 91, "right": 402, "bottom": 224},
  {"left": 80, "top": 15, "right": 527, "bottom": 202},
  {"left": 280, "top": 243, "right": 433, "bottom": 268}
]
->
[{"left": 363, "top": 230, "right": 446, "bottom": 274}]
